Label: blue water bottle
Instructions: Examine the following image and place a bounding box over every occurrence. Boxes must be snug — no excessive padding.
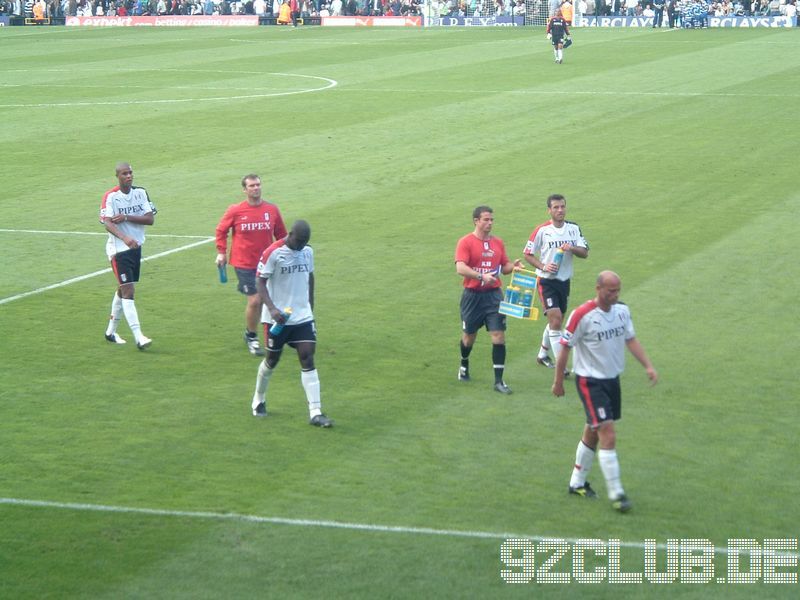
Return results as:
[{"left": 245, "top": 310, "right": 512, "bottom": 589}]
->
[
  {"left": 218, "top": 264, "right": 228, "bottom": 283},
  {"left": 521, "top": 288, "right": 533, "bottom": 318},
  {"left": 269, "top": 307, "right": 293, "bottom": 335},
  {"left": 552, "top": 248, "right": 565, "bottom": 274}
]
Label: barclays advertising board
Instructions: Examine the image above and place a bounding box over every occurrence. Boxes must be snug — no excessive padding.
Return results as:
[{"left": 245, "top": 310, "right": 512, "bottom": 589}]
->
[{"left": 581, "top": 15, "right": 796, "bottom": 27}]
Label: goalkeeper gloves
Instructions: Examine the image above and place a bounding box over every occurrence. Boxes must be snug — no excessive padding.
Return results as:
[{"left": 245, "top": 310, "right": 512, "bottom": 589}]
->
[{"left": 546, "top": 33, "right": 552, "bottom": 39}]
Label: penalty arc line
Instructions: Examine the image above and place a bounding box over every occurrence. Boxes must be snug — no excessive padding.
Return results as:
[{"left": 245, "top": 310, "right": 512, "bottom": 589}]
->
[
  {"left": 0, "top": 237, "right": 214, "bottom": 306},
  {"left": 0, "top": 497, "right": 790, "bottom": 557}
]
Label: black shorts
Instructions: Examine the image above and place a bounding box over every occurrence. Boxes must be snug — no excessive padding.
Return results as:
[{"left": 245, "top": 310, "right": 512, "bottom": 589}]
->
[
  {"left": 235, "top": 268, "right": 258, "bottom": 296},
  {"left": 460, "top": 288, "right": 506, "bottom": 335},
  {"left": 538, "top": 277, "right": 570, "bottom": 315},
  {"left": 551, "top": 35, "right": 564, "bottom": 47},
  {"left": 111, "top": 247, "right": 142, "bottom": 285},
  {"left": 575, "top": 375, "right": 621, "bottom": 429},
  {"left": 265, "top": 320, "right": 317, "bottom": 353}
]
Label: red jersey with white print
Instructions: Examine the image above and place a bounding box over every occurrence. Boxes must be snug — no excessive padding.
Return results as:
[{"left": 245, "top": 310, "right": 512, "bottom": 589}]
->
[
  {"left": 560, "top": 300, "right": 636, "bottom": 379},
  {"left": 99, "top": 185, "right": 157, "bottom": 259},
  {"left": 257, "top": 239, "right": 314, "bottom": 326},
  {"left": 523, "top": 219, "right": 588, "bottom": 282},
  {"left": 215, "top": 200, "right": 287, "bottom": 270},
  {"left": 454, "top": 233, "right": 509, "bottom": 291}
]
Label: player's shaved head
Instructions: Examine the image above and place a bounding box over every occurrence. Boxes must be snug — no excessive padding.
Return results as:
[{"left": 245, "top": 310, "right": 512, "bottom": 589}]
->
[
  {"left": 597, "top": 270, "right": 621, "bottom": 287},
  {"left": 287, "top": 219, "right": 311, "bottom": 250},
  {"left": 115, "top": 162, "right": 132, "bottom": 175}
]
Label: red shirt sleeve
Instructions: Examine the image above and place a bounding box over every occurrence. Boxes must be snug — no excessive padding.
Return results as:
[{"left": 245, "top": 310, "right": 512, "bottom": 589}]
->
[{"left": 215, "top": 204, "right": 237, "bottom": 254}]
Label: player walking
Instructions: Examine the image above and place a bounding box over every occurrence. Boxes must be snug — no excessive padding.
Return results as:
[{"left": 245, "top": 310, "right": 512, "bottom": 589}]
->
[
  {"left": 455, "top": 206, "right": 523, "bottom": 394},
  {"left": 523, "top": 194, "right": 588, "bottom": 373},
  {"left": 552, "top": 271, "right": 658, "bottom": 512},
  {"left": 546, "top": 9, "right": 571, "bottom": 64},
  {"left": 251, "top": 220, "right": 333, "bottom": 427},
  {"left": 215, "top": 174, "right": 287, "bottom": 356},
  {"left": 100, "top": 162, "right": 157, "bottom": 350}
]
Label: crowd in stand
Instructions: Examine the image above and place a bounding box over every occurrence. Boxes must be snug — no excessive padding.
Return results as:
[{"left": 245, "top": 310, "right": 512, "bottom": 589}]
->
[
  {"left": 0, "top": 0, "right": 794, "bottom": 18},
  {"left": 0, "top": 0, "right": 430, "bottom": 17}
]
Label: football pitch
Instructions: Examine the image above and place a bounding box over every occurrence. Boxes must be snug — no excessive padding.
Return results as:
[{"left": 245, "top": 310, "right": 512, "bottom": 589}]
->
[{"left": 1, "top": 24, "right": 799, "bottom": 598}]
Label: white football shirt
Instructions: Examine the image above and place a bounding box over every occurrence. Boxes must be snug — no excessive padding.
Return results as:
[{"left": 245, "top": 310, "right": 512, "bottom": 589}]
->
[
  {"left": 560, "top": 300, "right": 636, "bottom": 379},
  {"left": 523, "top": 220, "right": 588, "bottom": 281},
  {"left": 257, "top": 240, "right": 314, "bottom": 325},
  {"left": 99, "top": 186, "right": 157, "bottom": 258}
]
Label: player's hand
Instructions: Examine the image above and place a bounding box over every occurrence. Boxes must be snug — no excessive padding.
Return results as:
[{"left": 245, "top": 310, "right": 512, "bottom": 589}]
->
[
  {"left": 546, "top": 33, "right": 552, "bottom": 39},
  {"left": 110, "top": 214, "right": 126, "bottom": 224},
  {"left": 215, "top": 253, "right": 227, "bottom": 267},
  {"left": 552, "top": 381, "right": 565, "bottom": 397},
  {"left": 269, "top": 306, "right": 287, "bottom": 324},
  {"left": 646, "top": 367, "right": 659, "bottom": 386},
  {"left": 125, "top": 237, "right": 140, "bottom": 249}
]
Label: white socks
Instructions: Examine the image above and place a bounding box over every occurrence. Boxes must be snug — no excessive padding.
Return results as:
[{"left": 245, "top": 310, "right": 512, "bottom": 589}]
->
[
  {"left": 598, "top": 448, "right": 624, "bottom": 500},
  {"left": 569, "top": 441, "right": 596, "bottom": 489},
  {"left": 121, "top": 298, "right": 146, "bottom": 344},
  {"left": 105, "top": 293, "right": 123, "bottom": 336},
  {"left": 538, "top": 325, "right": 551, "bottom": 358},
  {"left": 252, "top": 365, "right": 323, "bottom": 417},
  {"left": 252, "top": 361, "right": 274, "bottom": 409},
  {"left": 549, "top": 328, "right": 563, "bottom": 361},
  {"left": 301, "top": 369, "right": 322, "bottom": 418}
]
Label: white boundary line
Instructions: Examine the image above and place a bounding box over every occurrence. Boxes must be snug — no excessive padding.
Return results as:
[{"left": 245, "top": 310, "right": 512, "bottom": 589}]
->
[
  {"left": 0, "top": 73, "right": 337, "bottom": 108},
  {"left": 0, "top": 228, "right": 210, "bottom": 239},
  {"left": 0, "top": 237, "right": 213, "bottom": 306},
  {"left": 1, "top": 497, "right": 792, "bottom": 557}
]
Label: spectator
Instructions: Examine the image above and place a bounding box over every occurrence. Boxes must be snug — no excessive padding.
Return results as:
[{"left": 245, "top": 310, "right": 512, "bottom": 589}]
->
[
  {"left": 330, "top": 0, "right": 340, "bottom": 12},
  {"left": 624, "top": 0, "right": 637, "bottom": 13},
  {"left": 642, "top": 1, "right": 653, "bottom": 13},
  {"left": 253, "top": 0, "right": 265, "bottom": 12},
  {"left": 277, "top": 0, "right": 290, "bottom": 20},
  {"left": 560, "top": 0, "right": 573, "bottom": 20}
]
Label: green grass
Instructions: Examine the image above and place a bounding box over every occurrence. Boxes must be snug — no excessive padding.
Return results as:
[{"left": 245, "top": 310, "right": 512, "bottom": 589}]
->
[{"left": 1, "top": 24, "right": 799, "bottom": 598}]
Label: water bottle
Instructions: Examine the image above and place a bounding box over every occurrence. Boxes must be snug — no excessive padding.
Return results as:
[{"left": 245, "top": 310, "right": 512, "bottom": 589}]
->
[
  {"left": 521, "top": 288, "right": 533, "bottom": 318},
  {"left": 218, "top": 264, "right": 228, "bottom": 284},
  {"left": 507, "top": 286, "right": 521, "bottom": 305},
  {"left": 269, "top": 307, "right": 293, "bottom": 335},
  {"left": 552, "top": 248, "right": 565, "bottom": 274}
]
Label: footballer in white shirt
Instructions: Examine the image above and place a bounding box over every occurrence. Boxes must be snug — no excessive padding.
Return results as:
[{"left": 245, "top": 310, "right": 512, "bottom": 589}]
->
[
  {"left": 552, "top": 271, "right": 658, "bottom": 513},
  {"left": 251, "top": 220, "right": 333, "bottom": 428}
]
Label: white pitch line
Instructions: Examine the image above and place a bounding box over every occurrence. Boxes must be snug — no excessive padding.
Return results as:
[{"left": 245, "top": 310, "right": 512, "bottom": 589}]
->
[
  {"left": 0, "top": 73, "right": 337, "bottom": 109},
  {"left": 0, "top": 228, "right": 210, "bottom": 239},
  {"left": 0, "top": 237, "right": 213, "bottom": 306},
  {"left": 0, "top": 497, "right": 792, "bottom": 557}
]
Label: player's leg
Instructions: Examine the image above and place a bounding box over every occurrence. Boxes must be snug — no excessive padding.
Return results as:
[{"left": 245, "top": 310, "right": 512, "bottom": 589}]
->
[
  {"left": 292, "top": 323, "right": 332, "bottom": 428},
  {"left": 252, "top": 344, "right": 283, "bottom": 416},
  {"left": 569, "top": 424, "right": 599, "bottom": 497},
  {"left": 458, "top": 290, "right": 482, "bottom": 381},
  {"left": 114, "top": 248, "right": 151, "bottom": 349},
  {"left": 235, "top": 268, "right": 264, "bottom": 356},
  {"left": 104, "top": 285, "right": 126, "bottom": 343},
  {"left": 552, "top": 38, "right": 559, "bottom": 62},
  {"left": 487, "top": 291, "right": 511, "bottom": 394},
  {"left": 593, "top": 378, "right": 630, "bottom": 511}
]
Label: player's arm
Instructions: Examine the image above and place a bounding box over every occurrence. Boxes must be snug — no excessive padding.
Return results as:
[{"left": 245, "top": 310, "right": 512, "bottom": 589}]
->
[
  {"left": 102, "top": 216, "right": 139, "bottom": 249},
  {"left": 501, "top": 258, "right": 523, "bottom": 275},
  {"left": 564, "top": 243, "right": 588, "bottom": 259},
  {"left": 546, "top": 18, "right": 552, "bottom": 37},
  {"left": 308, "top": 272, "right": 314, "bottom": 311},
  {"left": 255, "top": 274, "right": 285, "bottom": 324},
  {"left": 552, "top": 344, "right": 571, "bottom": 397},
  {"left": 626, "top": 338, "right": 658, "bottom": 385},
  {"left": 215, "top": 206, "right": 235, "bottom": 266},
  {"left": 121, "top": 211, "right": 154, "bottom": 226},
  {"left": 455, "top": 260, "right": 492, "bottom": 285}
]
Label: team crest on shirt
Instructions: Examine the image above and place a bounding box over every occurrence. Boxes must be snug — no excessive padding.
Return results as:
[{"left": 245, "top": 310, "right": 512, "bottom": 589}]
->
[{"left": 264, "top": 213, "right": 271, "bottom": 222}]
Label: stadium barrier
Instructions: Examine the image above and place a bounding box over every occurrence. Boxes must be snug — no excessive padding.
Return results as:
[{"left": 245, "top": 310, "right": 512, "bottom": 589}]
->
[{"left": 425, "top": 16, "right": 526, "bottom": 26}]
